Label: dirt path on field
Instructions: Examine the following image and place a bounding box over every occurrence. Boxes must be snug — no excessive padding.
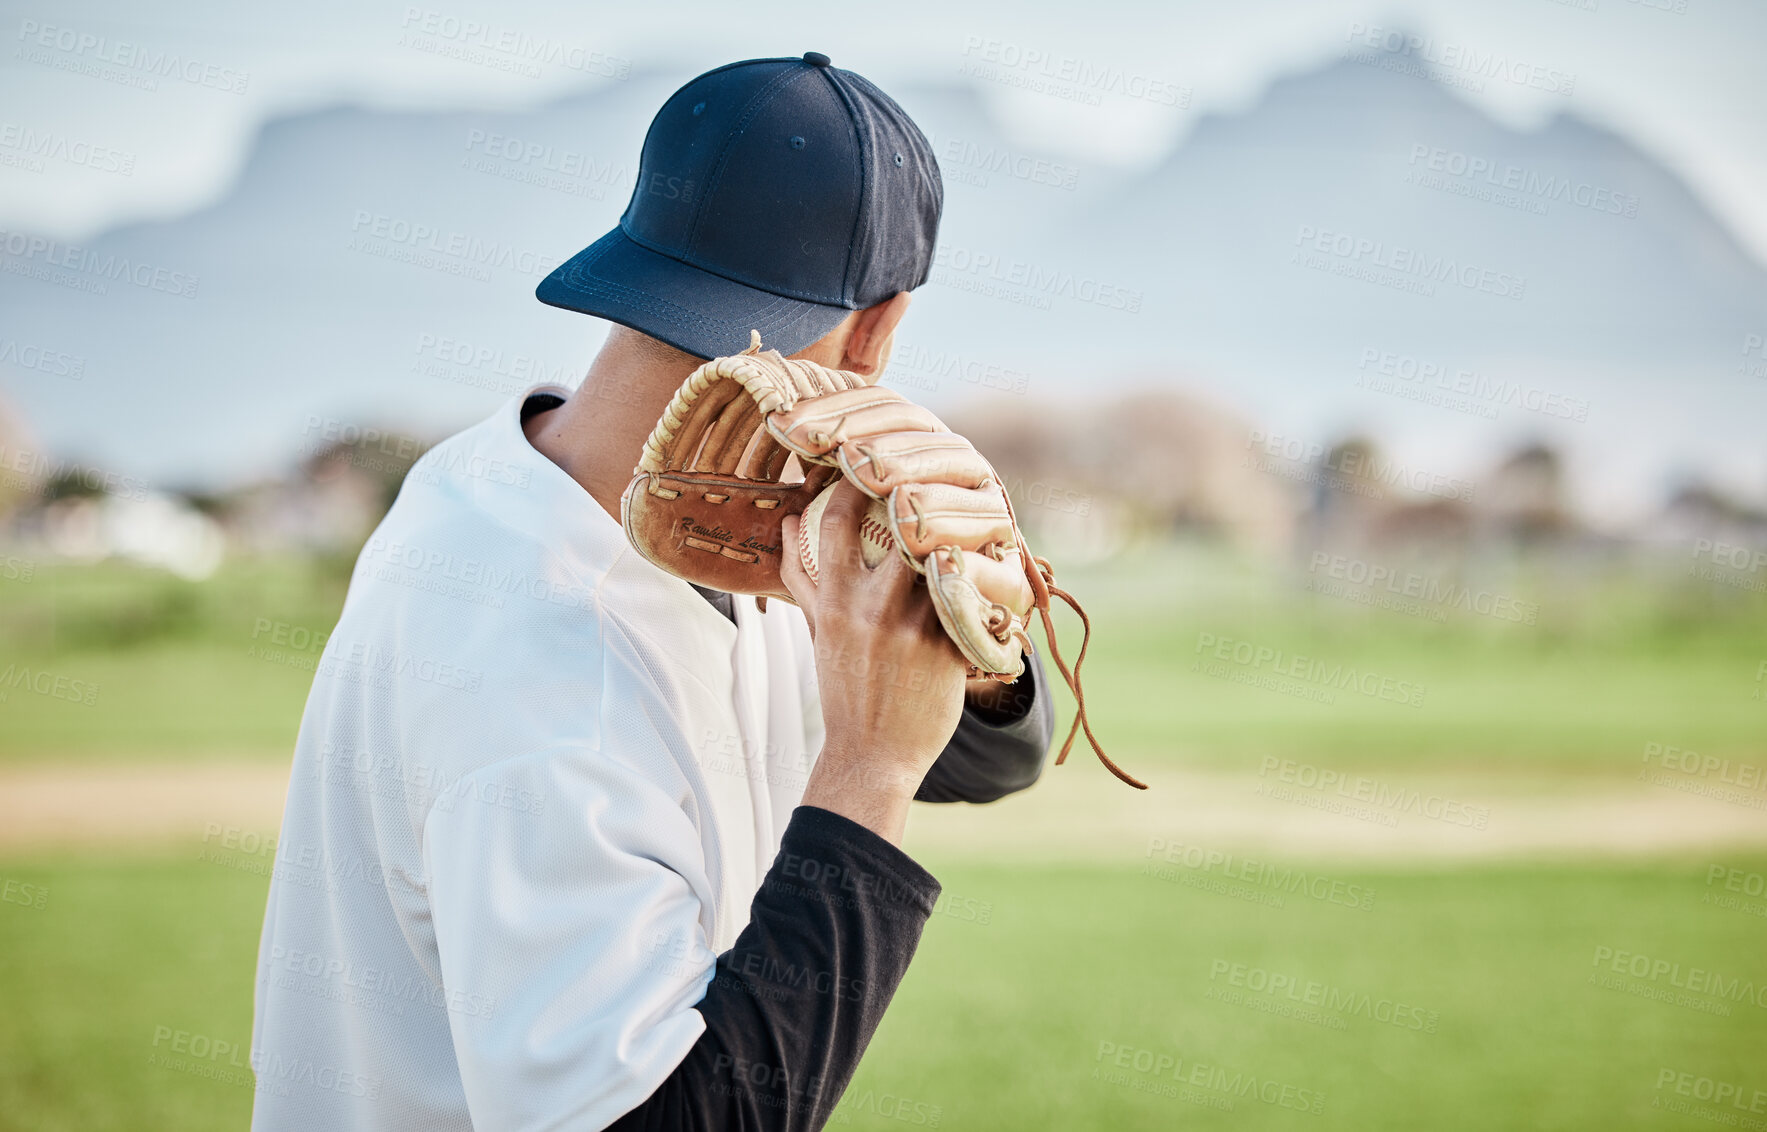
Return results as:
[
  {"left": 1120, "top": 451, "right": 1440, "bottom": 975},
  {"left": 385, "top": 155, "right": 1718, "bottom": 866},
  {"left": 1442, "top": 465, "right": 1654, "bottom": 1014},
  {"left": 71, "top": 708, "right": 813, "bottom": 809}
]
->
[
  {"left": 3, "top": 759, "right": 1766, "bottom": 862},
  {"left": 0, "top": 762, "right": 292, "bottom": 853},
  {"left": 907, "top": 764, "right": 1767, "bottom": 864}
]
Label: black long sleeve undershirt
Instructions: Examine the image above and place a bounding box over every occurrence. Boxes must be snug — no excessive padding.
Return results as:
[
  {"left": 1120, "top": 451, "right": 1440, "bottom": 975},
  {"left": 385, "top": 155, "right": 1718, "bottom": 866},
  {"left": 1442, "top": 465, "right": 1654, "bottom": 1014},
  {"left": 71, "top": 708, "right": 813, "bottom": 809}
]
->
[{"left": 603, "top": 806, "right": 939, "bottom": 1131}]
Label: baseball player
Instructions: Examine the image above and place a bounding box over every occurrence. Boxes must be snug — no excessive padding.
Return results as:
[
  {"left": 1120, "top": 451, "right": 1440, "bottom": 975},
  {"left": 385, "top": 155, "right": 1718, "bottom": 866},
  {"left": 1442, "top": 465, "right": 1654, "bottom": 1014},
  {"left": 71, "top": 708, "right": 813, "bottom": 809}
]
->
[{"left": 250, "top": 52, "right": 1054, "bottom": 1130}]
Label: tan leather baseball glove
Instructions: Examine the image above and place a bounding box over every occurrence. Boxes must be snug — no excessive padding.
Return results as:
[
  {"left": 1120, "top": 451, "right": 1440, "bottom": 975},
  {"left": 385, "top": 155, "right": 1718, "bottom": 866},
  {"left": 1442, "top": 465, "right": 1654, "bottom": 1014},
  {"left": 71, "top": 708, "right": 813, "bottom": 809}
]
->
[{"left": 620, "top": 331, "right": 1145, "bottom": 789}]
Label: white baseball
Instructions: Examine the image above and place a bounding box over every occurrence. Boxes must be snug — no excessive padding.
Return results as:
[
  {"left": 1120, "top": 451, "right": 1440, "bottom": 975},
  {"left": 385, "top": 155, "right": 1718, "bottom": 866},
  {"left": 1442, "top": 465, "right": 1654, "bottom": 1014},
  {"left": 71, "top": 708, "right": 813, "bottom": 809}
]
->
[{"left": 799, "top": 485, "right": 894, "bottom": 582}]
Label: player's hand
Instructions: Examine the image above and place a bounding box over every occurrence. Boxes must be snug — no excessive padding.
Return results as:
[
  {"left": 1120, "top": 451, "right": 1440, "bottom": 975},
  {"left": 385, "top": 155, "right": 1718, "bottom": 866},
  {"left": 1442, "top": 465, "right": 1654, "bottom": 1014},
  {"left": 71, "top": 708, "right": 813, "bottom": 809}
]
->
[{"left": 782, "top": 480, "right": 966, "bottom": 841}]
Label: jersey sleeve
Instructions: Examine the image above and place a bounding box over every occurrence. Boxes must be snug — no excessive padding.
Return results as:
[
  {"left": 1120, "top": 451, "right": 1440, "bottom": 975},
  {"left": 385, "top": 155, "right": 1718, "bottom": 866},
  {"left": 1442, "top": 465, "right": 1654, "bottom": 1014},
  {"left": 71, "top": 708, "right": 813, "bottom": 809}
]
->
[
  {"left": 421, "top": 692, "right": 943, "bottom": 1131},
  {"left": 421, "top": 742, "right": 720, "bottom": 1130},
  {"left": 604, "top": 805, "right": 940, "bottom": 1131}
]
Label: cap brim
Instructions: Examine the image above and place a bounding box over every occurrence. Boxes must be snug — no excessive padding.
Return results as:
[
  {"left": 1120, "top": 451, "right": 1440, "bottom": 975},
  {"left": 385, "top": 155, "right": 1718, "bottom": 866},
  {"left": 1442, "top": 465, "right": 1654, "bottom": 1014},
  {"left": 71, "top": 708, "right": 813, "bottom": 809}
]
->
[{"left": 536, "top": 227, "right": 856, "bottom": 360}]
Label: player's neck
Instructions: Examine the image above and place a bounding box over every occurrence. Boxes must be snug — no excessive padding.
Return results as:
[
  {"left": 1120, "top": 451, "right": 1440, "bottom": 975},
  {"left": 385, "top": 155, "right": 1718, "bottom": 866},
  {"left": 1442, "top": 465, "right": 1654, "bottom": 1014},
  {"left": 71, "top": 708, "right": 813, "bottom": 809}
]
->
[{"left": 523, "top": 333, "right": 698, "bottom": 522}]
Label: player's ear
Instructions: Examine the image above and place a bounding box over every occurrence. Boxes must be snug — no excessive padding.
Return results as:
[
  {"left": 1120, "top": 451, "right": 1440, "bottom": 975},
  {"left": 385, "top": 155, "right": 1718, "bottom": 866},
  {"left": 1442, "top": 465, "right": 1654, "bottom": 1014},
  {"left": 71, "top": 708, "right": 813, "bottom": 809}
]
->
[{"left": 840, "top": 291, "right": 911, "bottom": 377}]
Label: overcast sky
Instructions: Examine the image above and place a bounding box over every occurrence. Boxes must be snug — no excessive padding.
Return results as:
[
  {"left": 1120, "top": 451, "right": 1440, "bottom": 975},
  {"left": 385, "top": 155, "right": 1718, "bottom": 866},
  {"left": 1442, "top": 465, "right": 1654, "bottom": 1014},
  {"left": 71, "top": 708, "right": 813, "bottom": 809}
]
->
[{"left": 4, "top": 0, "right": 1765, "bottom": 261}]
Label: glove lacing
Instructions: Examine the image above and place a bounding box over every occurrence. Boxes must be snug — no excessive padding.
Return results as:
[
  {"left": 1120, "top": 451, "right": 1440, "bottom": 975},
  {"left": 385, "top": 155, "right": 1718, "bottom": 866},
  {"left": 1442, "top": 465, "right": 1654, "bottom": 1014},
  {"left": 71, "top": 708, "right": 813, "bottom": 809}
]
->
[{"left": 1025, "top": 554, "right": 1147, "bottom": 789}]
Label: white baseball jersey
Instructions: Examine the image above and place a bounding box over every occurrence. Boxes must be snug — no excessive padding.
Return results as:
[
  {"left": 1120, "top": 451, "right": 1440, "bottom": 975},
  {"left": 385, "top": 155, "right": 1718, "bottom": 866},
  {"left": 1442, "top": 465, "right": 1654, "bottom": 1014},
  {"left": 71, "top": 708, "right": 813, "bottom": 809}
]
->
[{"left": 249, "top": 386, "right": 825, "bottom": 1130}]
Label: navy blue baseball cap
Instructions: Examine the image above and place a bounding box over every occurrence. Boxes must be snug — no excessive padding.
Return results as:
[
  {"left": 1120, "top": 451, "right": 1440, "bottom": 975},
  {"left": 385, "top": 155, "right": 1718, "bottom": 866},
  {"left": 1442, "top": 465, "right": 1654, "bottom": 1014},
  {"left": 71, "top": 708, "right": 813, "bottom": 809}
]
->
[{"left": 536, "top": 52, "right": 943, "bottom": 359}]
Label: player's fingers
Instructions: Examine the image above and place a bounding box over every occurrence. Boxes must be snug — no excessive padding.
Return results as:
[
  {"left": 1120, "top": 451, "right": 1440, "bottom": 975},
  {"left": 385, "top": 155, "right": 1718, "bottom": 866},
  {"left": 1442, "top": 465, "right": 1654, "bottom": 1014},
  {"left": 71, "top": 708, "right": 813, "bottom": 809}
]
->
[
  {"left": 864, "top": 526, "right": 928, "bottom": 611},
  {"left": 779, "top": 514, "right": 817, "bottom": 633},
  {"left": 813, "top": 480, "right": 873, "bottom": 610}
]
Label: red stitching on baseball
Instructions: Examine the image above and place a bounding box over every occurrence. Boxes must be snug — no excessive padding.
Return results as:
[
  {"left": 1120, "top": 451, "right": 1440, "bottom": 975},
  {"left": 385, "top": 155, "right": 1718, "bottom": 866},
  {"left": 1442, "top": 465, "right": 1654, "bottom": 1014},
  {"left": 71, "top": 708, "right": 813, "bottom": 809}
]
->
[
  {"left": 858, "top": 515, "right": 893, "bottom": 550},
  {"left": 798, "top": 514, "right": 817, "bottom": 583}
]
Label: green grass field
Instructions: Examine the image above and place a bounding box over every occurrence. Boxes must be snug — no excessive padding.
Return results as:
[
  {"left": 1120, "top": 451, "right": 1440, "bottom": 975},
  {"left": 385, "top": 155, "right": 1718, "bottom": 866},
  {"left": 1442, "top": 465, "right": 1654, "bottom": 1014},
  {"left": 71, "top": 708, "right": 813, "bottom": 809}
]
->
[
  {"left": 2, "top": 850, "right": 1764, "bottom": 1131},
  {"left": 0, "top": 557, "right": 351, "bottom": 761},
  {"left": 2, "top": 550, "right": 1763, "bottom": 1129},
  {"left": 3, "top": 548, "right": 1763, "bottom": 771}
]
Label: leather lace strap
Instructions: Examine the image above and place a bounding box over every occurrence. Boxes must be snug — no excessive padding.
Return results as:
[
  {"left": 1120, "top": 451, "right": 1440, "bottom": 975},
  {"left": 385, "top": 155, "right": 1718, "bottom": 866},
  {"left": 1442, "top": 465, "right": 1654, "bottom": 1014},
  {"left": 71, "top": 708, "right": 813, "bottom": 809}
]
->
[{"left": 1029, "top": 557, "right": 1147, "bottom": 790}]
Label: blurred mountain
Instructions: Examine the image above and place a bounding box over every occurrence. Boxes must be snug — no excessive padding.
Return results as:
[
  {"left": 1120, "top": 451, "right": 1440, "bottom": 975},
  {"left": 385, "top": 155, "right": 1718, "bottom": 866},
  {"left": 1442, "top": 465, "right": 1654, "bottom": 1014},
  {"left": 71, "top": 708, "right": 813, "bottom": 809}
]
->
[{"left": 1, "top": 49, "right": 1763, "bottom": 516}]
